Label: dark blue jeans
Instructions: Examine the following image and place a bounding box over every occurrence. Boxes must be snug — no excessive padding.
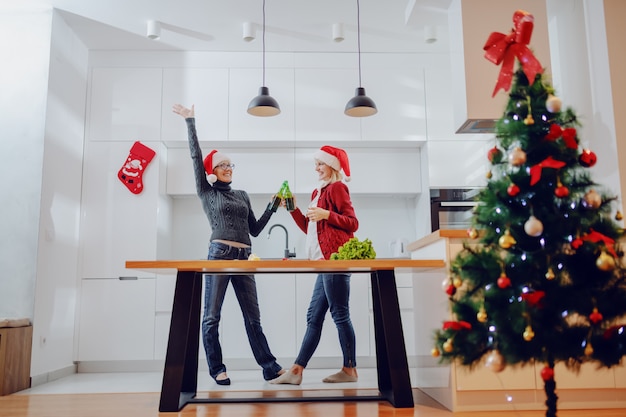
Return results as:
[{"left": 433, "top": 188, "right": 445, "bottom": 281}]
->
[
  {"left": 295, "top": 273, "right": 356, "bottom": 369},
  {"left": 202, "top": 241, "right": 282, "bottom": 381}
]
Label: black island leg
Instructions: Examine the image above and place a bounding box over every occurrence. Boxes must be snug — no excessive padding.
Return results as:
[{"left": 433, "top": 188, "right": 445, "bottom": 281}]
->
[
  {"left": 159, "top": 271, "right": 203, "bottom": 412},
  {"left": 370, "top": 269, "right": 414, "bottom": 408}
]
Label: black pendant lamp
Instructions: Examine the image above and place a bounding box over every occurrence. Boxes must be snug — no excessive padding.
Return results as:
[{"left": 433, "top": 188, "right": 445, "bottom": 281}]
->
[
  {"left": 248, "top": 0, "right": 280, "bottom": 117},
  {"left": 345, "top": 0, "right": 377, "bottom": 117}
]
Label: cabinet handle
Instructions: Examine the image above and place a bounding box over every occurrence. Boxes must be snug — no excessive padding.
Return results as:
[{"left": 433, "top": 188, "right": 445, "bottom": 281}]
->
[{"left": 118, "top": 276, "right": 138, "bottom": 281}]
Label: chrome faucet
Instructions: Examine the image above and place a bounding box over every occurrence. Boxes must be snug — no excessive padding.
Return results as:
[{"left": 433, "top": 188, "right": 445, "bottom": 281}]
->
[{"left": 268, "top": 224, "right": 296, "bottom": 259}]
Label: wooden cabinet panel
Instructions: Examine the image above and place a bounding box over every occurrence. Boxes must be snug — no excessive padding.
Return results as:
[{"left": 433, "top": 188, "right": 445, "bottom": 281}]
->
[
  {"left": 0, "top": 326, "right": 32, "bottom": 395},
  {"left": 455, "top": 363, "right": 537, "bottom": 391}
]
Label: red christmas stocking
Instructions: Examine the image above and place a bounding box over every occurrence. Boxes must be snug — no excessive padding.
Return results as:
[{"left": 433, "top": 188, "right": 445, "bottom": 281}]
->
[{"left": 118, "top": 141, "right": 156, "bottom": 194}]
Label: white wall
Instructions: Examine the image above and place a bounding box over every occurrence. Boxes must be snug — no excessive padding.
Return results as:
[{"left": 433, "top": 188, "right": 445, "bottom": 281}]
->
[
  {"left": 547, "top": 0, "right": 622, "bottom": 210},
  {"left": 30, "top": 10, "right": 89, "bottom": 380},
  {"left": 0, "top": 5, "right": 52, "bottom": 320}
]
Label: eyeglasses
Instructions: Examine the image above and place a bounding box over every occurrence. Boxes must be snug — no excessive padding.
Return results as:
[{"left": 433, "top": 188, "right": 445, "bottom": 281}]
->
[{"left": 217, "top": 163, "right": 235, "bottom": 170}]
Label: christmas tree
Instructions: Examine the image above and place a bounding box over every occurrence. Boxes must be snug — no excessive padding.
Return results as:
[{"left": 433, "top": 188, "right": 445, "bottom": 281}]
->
[{"left": 432, "top": 9, "right": 626, "bottom": 417}]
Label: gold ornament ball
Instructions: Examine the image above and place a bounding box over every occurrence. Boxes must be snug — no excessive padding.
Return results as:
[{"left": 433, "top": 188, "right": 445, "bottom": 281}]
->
[
  {"left": 467, "top": 227, "right": 479, "bottom": 239},
  {"left": 486, "top": 170, "right": 493, "bottom": 179},
  {"left": 523, "top": 114, "right": 535, "bottom": 125},
  {"left": 477, "top": 307, "right": 488, "bottom": 323},
  {"left": 523, "top": 325, "right": 535, "bottom": 341},
  {"left": 596, "top": 251, "right": 616, "bottom": 271},
  {"left": 453, "top": 277, "right": 463, "bottom": 288},
  {"left": 545, "top": 267, "right": 556, "bottom": 280},
  {"left": 508, "top": 147, "right": 527, "bottom": 166},
  {"left": 431, "top": 347, "right": 441, "bottom": 358},
  {"left": 484, "top": 350, "right": 506, "bottom": 373},
  {"left": 499, "top": 230, "right": 516, "bottom": 249},
  {"left": 584, "top": 343, "right": 594, "bottom": 356},
  {"left": 443, "top": 339, "right": 454, "bottom": 353}
]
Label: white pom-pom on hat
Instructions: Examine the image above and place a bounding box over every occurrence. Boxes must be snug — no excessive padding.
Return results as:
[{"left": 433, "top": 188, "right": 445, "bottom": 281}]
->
[
  {"left": 314, "top": 145, "right": 351, "bottom": 182},
  {"left": 203, "top": 149, "right": 229, "bottom": 185}
]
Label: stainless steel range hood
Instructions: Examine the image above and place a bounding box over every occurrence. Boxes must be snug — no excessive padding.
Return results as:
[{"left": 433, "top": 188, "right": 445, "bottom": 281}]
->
[{"left": 448, "top": 0, "right": 551, "bottom": 134}]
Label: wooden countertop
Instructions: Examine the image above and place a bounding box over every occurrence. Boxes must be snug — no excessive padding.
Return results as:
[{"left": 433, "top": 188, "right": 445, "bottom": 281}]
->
[
  {"left": 125, "top": 258, "right": 446, "bottom": 274},
  {"left": 406, "top": 229, "right": 471, "bottom": 252}
]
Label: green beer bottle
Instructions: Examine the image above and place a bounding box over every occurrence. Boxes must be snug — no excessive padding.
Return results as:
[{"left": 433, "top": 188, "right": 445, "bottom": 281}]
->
[
  {"left": 268, "top": 181, "right": 285, "bottom": 212},
  {"left": 283, "top": 181, "right": 295, "bottom": 212}
]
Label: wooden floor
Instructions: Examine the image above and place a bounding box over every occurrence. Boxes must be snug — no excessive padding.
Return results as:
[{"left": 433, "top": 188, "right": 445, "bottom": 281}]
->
[{"left": 1, "top": 389, "right": 625, "bottom": 417}]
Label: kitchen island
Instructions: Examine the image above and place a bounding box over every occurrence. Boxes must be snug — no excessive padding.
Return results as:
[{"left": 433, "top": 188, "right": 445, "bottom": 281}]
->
[{"left": 126, "top": 258, "right": 445, "bottom": 412}]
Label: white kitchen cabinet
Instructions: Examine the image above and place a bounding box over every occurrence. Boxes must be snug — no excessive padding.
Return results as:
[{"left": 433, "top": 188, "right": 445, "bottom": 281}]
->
[
  {"left": 293, "top": 147, "right": 422, "bottom": 195},
  {"left": 293, "top": 273, "right": 371, "bottom": 359},
  {"left": 77, "top": 277, "right": 156, "bottom": 361},
  {"left": 294, "top": 68, "right": 361, "bottom": 142},
  {"left": 161, "top": 68, "right": 230, "bottom": 144},
  {"left": 220, "top": 274, "right": 298, "bottom": 360},
  {"left": 165, "top": 147, "right": 297, "bottom": 196},
  {"left": 427, "top": 140, "right": 491, "bottom": 189},
  {"left": 228, "top": 68, "right": 295, "bottom": 142},
  {"left": 295, "top": 67, "right": 426, "bottom": 143},
  {"left": 88, "top": 68, "right": 163, "bottom": 141},
  {"left": 79, "top": 141, "right": 161, "bottom": 278},
  {"left": 360, "top": 68, "right": 427, "bottom": 143}
]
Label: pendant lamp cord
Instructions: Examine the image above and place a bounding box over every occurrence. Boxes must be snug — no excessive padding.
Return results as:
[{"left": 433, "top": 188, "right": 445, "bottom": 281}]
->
[
  {"left": 356, "top": 0, "right": 362, "bottom": 88},
  {"left": 262, "top": 0, "right": 266, "bottom": 86}
]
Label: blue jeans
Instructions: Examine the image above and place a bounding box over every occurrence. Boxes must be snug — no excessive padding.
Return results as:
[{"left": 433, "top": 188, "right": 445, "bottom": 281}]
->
[
  {"left": 202, "top": 241, "right": 282, "bottom": 381},
  {"left": 295, "top": 273, "right": 356, "bottom": 369}
]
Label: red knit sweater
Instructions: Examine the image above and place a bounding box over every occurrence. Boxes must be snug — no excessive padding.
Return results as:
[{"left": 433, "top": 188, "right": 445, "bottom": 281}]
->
[{"left": 290, "top": 181, "right": 359, "bottom": 260}]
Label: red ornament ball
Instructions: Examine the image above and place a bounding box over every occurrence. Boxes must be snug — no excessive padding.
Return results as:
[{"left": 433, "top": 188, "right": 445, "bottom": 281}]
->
[
  {"left": 497, "top": 274, "right": 511, "bottom": 289},
  {"left": 445, "top": 284, "right": 456, "bottom": 296},
  {"left": 487, "top": 146, "right": 503, "bottom": 163},
  {"left": 541, "top": 366, "right": 555, "bottom": 381},
  {"left": 589, "top": 308, "right": 603, "bottom": 324},
  {"left": 554, "top": 185, "right": 569, "bottom": 198},
  {"left": 579, "top": 149, "right": 597, "bottom": 168},
  {"left": 507, "top": 183, "right": 520, "bottom": 197}
]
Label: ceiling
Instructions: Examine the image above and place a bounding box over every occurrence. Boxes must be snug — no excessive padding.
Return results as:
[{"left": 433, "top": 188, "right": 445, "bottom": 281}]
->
[{"left": 20, "top": 0, "right": 452, "bottom": 54}]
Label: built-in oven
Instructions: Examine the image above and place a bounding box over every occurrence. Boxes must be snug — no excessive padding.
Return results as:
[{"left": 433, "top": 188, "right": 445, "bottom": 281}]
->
[{"left": 430, "top": 188, "right": 481, "bottom": 232}]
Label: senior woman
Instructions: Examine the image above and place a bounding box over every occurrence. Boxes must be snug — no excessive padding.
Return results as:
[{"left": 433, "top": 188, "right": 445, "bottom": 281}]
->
[{"left": 172, "top": 103, "right": 283, "bottom": 386}]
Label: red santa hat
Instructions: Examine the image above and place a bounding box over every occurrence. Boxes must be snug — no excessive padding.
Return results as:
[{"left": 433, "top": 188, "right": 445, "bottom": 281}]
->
[
  {"left": 203, "top": 149, "right": 230, "bottom": 185},
  {"left": 314, "top": 145, "right": 351, "bottom": 182}
]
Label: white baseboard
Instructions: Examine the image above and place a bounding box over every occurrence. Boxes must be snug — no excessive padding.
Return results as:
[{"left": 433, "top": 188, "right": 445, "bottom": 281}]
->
[
  {"left": 30, "top": 364, "right": 77, "bottom": 387},
  {"left": 74, "top": 355, "right": 418, "bottom": 373}
]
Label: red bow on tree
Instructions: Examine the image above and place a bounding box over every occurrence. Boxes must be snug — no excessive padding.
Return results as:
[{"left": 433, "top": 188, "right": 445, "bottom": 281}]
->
[
  {"left": 582, "top": 229, "right": 617, "bottom": 257},
  {"left": 442, "top": 321, "right": 472, "bottom": 331},
  {"left": 521, "top": 290, "right": 545, "bottom": 308},
  {"left": 483, "top": 10, "right": 544, "bottom": 97},
  {"left": 545, "top": 124, "right": 578, "bottom": 149},
  {"left": 529, "top": 156, "right": 566, "bottom": 186}
]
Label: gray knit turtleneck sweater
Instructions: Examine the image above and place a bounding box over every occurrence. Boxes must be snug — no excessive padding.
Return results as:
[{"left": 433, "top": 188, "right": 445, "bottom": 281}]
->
[{"left": 185, "top": 118, "right": 273, "bottom": 246}]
